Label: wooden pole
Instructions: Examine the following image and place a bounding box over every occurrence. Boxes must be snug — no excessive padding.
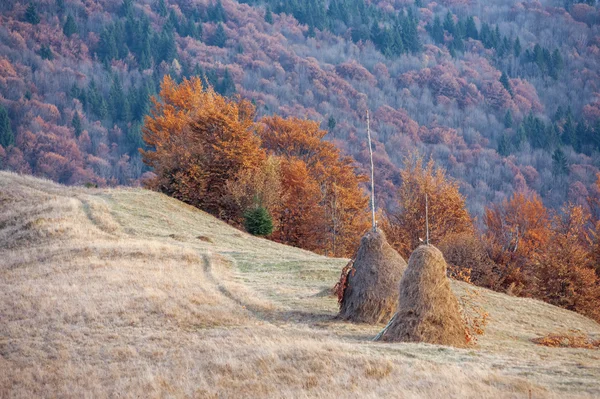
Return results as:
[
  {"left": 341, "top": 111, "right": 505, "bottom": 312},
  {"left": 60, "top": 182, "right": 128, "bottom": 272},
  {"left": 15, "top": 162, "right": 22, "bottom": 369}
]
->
[
  {"left": 366, "top": 110, "right": 376, "bottom": 231},
  {"left": 426, "top": 193, "right": 430, "bottom": 245}
]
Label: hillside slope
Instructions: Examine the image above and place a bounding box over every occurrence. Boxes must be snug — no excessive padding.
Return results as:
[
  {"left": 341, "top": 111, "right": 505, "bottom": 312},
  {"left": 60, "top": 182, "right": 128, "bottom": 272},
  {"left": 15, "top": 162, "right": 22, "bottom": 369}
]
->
[{"left": 1, "top": 171, "right": 600, "bottom": 398}]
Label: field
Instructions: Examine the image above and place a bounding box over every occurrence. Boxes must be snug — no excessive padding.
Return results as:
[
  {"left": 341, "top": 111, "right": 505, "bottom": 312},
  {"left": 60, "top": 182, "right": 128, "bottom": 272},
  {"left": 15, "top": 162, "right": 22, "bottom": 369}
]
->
[{"left": 1, "top": 171, "right": 599, "bottom": 398}]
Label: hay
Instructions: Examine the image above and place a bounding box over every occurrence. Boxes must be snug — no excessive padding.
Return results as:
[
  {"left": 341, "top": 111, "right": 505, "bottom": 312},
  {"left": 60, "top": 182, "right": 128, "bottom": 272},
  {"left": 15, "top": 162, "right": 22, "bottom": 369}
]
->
[
  {"left": 377, "top": 245, "right": 468, "bottom": 347},
  {"left": 338, "top": 229, "right": 407, "bottom": 324}
]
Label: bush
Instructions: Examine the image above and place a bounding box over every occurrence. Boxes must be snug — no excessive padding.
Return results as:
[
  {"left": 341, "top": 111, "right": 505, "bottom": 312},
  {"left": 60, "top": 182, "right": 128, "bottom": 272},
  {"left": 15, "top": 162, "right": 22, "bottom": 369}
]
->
[{"left": 244, "top": 206, "right": 273, "bottom": 236}]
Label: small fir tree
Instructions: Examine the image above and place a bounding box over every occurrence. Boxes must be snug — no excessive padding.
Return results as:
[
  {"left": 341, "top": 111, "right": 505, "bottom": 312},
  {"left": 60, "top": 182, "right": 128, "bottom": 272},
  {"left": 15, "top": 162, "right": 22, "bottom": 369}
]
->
[
  {"left": 0, "top": 105, "right": 14, "bottom": 148},
  {"left": 244, "top": 206, "right": 274, "bottom": 236},
  {"left": 63, "top": 14, "right": 78, "bottom": 37},
  {"left": 25, "top": 4, "right": 40, "bottom": 25}
]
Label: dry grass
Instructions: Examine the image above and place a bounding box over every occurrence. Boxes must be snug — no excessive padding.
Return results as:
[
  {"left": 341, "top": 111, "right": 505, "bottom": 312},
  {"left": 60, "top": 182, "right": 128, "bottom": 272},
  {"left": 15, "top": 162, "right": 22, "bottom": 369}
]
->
[{"left": 1, "top": 171, "right": 600, "bottom": 398}]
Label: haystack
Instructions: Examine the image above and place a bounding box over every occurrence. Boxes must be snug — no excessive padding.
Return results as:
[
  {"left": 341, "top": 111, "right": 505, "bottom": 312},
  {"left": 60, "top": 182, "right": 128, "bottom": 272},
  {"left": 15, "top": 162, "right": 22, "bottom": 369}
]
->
[
  {"left": 377, "top": 245, "right": 468, "bottom": 347},
  {"left": 338, "top": 229, "right": 407, "bottom": 324}
]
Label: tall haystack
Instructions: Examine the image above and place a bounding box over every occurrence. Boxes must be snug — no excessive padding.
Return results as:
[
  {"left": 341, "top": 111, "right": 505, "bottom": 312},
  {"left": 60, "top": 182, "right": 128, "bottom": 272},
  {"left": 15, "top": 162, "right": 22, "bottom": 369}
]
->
[
  {"left": 377, "top": 245, "right": 468, "bottom": 347},
  {"left": 338, "top": 229, "right": 407, "bottom": 324}
]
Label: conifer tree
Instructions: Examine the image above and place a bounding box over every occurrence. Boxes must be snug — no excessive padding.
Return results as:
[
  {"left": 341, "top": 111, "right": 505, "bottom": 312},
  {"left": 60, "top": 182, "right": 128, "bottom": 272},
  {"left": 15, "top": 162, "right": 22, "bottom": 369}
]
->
[
  {"left": 500, "top": 72, "right": 513, "bottom": 96},
  {"left": 265, "top": 7, "right": 273, "bottom": 24},
  {"left": 504, "top": 110, "right": 513, "bottom": 129},
  {"left": 63, "top": 14, "right": 78, "bottom": 37},
  {"left": 514, "top": 37, "right": 522, "bottom": 57},
  {"left": 25, "top": 4, "right": 40, "bottom": 25},
  {"left": 552, "top": 148, "right": 568, "bottom": 176},
  {"left": 156, "top": 0, "right": 167, "bottom": 17},
  {"left": 465, "top": 16, "right": 478, "bottom": 40},
  {"left": 0, "top": 105, "right": 14, "bottom": 148},
  {"left": 72, "top": 111, "right": 82, "bottom": 138},
  {"left": 210, "top": 23, "right": 227, "bottom": 48}
]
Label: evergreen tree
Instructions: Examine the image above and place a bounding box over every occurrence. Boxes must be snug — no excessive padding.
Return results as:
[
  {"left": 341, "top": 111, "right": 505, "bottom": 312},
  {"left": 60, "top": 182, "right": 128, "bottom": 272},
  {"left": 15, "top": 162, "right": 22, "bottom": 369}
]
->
[
  {"left": 514, "top": 37, "right": 522, "bottom": 57},
  {"left": 38, "top": 45, "right": 54, "bottom": 60},
  {"left": 208, "top": 0, "right": 227, "bottom": 23},
  {"left": 63, "top": 14, "right": 78, "bottom": 38},
  {"left": 156, "top": 0, "right": 167, "bottom": 17},
  {"left": 561, "top": 111, "right": 577, "bottom": 148},
  {"left": 210, "top": 23, "right": 227, "bottom": 48},
  {"left": 72, "top": 111, "right": 82, "bottom": 138},
  {"left": 0, "top": 105, "right": 14, "bottom": 148},
  {"left": 25, "top": 4, "right": 41, "bottom": 25},
  {"left": 265, "top": 7, "right": 273, "bottom": 24},
  {"left": 552, "top": 148, "right": 568, "bottom": 176},
  {"left": 120, "top": 0, "right": 134, "bottom": 17},
  {"left": 429, "top": 15, "right": 444, "bottom": 44},
  {"left": 497, "top": 133, "right": 511, "bottom": 156},
  {"left": 97, "top": 28, "right": 117, "bottom": 63},
  {"left": 443, "top": 12, "right": 455, "bottom": 36},
  {"left": 465, "top": 16, "right": 478, "bottom": 40},
  {"left": 328, "top": 115, "right": 337, "bottom": 132},
  {"left": 504, "top": 110, "right": 513, "bottom": 129},
  {"left": 109, "top": 77, "right": 127, "bottom": 122},
  {"left": 500, "top": 72, "right": 513, "bottom": 96},
  {"left": 244, "top": 206, "right": 274, "bottom": 236},
  {"left": 217, "top": 68, "right": 236, "bottom": 97}
]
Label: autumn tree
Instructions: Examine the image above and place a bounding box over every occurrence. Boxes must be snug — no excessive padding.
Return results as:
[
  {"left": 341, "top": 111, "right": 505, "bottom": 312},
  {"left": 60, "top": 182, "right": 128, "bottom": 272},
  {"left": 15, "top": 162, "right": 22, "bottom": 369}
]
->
[
  {"left": 384, "top": 153, "right": 473, "bottom": 258},
  {"left": 141, "top": 75, "right": 265, "bottom": 221},
  {"left": 259, "top": 116, "right": 369, "bottom": 256},
  {"left": 533, "top": 205, "right": 600, "bottom": 322},
  {"left": 226, "top": 155, "right": 283, "bottom": 226},
  {"left": 484, "top": 191, "right": 551, "bottom": 294}
]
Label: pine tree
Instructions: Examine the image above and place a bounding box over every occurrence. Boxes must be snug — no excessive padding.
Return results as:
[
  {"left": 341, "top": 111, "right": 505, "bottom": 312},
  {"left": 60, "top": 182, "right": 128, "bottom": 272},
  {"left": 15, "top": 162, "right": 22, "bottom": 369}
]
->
[
  {"left": 98, "top": 28, "right": 117, "bottom": 63},
  {"left": 443, "top": 12, "right": 455, "bottom": 36},
  {"left": 465, "top": 16, "right": 478, "bottom": 40},
  {"left": 25, "top": 4, "right": 40, "bottom": 25},
  {"left": 0, "top": 105, "right": 14, "bottom": 148},
  {"left": 504, "top": 110, "right": 513, "bottom": 129},
  {"left": 217, "top": 68, "right": 236, "bottom": 96},
  {"left": 72, "top": 111, "right": 82, "bottom": 138},
  {"left": 210, "top": 23, "right": 227, "bottom": 48},
  {"left": 208, "top": 0, "right": 227, "bottom": 23},
  {"left": 156, "top": 0, "right": 167, "bottom": 17},
  {"left": 497, "top": 133, "right": 511, "bottom": 156},
  {"left": 265, "top": 7, "right": 273, "bottom": 24},
  {"left": 120, "top": 0, "right": 134, "bottom": 17},
  {"left": 38, "top": 45, "right": 53, "bottom": 60},
  {"left": 562, "top": 112, "right": 577, "bottom": 148},
  {"left": 500, "top": 72, "right": 513, "bottom": 96},
  {"left": 63, "top": 14, "right": 78, "bottom": 37},
  {"left": 429, "top": 16, "right": 444, "bottom": 44},
  {"left": 328, "top": 116, "right": 337, "bottom": 132},
  {"left": 552, "top": 148, "right": 568, "bottom": 176},
  {"left": 514, "top": 37, "right": 522, "bottom": 57},
  {"left": 244, "top": 206, "right": 274, "bottom": 236}
]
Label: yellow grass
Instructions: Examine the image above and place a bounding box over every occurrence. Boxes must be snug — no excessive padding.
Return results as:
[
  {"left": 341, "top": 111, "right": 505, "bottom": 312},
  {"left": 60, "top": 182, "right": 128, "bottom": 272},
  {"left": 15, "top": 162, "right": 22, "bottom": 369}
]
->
[{"left": 1, "top": 171, "right": 600, "bottom": 398}]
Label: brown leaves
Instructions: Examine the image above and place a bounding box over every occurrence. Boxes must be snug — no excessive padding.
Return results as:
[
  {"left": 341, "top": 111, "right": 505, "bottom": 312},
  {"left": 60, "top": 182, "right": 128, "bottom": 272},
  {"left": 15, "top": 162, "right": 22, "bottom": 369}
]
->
[{"left": 384, "top": 152, "right": 473, "bottom": 258}]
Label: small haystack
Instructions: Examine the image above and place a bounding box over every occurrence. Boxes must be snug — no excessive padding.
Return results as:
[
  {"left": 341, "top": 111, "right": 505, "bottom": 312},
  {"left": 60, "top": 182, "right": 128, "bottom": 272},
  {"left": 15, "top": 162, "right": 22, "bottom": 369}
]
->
[
  {"left": 377, "top": 245, "right": 468, "bottom": 347},
  {"left": 338, "top": 229, "right": 407, "bottom": 324}
]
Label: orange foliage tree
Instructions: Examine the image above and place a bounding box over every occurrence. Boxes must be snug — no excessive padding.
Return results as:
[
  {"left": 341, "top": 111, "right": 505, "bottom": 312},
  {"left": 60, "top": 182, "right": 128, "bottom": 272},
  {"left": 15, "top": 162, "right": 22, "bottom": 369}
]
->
[
  {"left": 532, "top": 204, "right": 600, "bottom": 322},
  {"left": 141, "top": 75, "right": 264, "bottom": 221},
  {"left": 259, "top": 116, "right": 369, "bottom": 257},
  {"left": 384, "top": 153, "right": 474, "bottom": 258},
  {"left": 484, "top": 191, "right": 551, "bottom": 294}
]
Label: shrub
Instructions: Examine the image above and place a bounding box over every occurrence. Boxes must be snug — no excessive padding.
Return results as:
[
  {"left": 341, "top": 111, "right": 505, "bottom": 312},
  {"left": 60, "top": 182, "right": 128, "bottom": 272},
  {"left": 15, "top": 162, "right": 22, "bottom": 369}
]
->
[{"left": 244, "top": 206, "right": 273, "bottom": 236}]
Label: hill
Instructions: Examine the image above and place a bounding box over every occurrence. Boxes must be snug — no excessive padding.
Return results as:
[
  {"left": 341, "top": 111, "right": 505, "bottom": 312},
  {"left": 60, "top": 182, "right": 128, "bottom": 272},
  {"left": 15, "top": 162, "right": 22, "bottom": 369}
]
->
[
  {"left": 1, "top": 0, "right": 600, "bottom": 218},
  {"left": 1, "top": 171, "right": 599, "bottom": 398}
]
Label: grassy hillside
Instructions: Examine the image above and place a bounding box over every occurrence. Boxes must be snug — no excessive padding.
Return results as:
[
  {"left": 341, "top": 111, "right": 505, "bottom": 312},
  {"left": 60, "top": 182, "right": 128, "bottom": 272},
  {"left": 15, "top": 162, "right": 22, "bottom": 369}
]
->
[{"left": 1, "top": 171, "right": 599, "bottom": 398}]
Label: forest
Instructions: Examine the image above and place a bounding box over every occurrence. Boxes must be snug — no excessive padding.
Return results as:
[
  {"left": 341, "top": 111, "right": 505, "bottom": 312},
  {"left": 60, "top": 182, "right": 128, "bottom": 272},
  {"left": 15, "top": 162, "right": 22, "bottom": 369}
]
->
[{"left": 0, "top": 0, "right": 599, "bottom": 217}]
